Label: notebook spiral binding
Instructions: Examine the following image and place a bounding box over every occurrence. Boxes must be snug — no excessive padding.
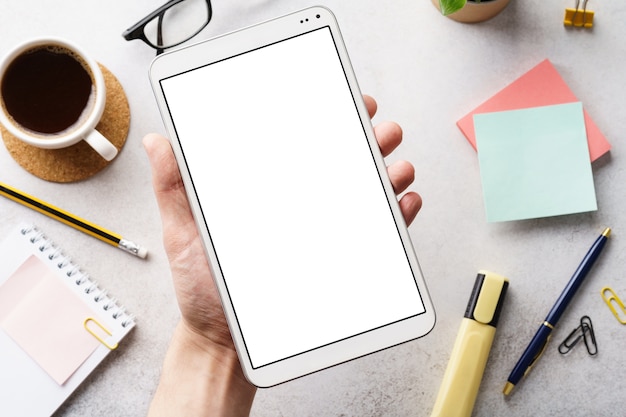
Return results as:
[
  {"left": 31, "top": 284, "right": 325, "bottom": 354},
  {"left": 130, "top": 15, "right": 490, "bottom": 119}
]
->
[{"left": 20, "top": 225, "right": 135, "bottom": 329}]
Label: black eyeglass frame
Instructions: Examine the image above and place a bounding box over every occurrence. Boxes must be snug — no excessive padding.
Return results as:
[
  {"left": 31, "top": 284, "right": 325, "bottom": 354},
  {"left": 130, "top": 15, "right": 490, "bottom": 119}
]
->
[{"left": 123, "top": 0, "right": 213, "bottom": 54}]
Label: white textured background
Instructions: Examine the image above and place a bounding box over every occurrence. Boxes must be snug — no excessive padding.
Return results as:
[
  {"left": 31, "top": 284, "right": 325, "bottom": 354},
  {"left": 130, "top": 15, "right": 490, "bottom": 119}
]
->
[{"left": 0, "top": 1, "right": 624, "bottom": 416}]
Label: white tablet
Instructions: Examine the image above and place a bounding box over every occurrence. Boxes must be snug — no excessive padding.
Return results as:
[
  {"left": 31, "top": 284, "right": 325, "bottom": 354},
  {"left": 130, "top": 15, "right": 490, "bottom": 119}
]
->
[{"left": 149, "top": 6, "right": 435, "bottom": 387}]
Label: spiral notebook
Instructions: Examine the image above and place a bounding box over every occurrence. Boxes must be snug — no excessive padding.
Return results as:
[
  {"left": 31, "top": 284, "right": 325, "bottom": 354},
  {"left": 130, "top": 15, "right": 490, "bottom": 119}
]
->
[{"left": 0, "top": 223, "right": 135, "bottom": 416}]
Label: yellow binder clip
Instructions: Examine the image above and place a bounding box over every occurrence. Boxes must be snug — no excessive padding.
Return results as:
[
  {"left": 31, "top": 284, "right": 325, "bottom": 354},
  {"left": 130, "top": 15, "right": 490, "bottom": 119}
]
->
[
  {"left": 601, "top": 287, "right": 626, "bottom": 325},
  {"left": 564, "top": 0, "right": 594, "bottom": 28}
]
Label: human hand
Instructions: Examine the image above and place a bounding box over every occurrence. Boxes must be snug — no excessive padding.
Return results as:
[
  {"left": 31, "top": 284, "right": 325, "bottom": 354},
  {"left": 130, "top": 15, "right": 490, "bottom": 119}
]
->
[
  {"left": 362, "top": 95, "right": 422, "bottom": 225},
  {"left": 143, "top": 95, "right": 422, "bottom": 357}
]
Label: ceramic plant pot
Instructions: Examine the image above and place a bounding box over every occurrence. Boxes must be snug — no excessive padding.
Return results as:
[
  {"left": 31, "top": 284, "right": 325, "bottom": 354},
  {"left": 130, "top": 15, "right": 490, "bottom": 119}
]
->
[{"left": 431, "top": 0, "right": 510, "bottom": 23}]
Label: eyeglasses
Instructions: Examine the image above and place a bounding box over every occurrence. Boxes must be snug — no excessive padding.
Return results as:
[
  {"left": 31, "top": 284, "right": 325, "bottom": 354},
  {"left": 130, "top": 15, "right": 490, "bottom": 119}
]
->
[{"left": 123, "top": 0, "right": 213, "bottom": 55}]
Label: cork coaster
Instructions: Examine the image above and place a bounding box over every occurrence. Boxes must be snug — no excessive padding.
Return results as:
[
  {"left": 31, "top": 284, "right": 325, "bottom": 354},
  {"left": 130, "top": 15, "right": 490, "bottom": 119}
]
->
[{"left": 1, "top": 64, "right": 130, "bottom": 183}]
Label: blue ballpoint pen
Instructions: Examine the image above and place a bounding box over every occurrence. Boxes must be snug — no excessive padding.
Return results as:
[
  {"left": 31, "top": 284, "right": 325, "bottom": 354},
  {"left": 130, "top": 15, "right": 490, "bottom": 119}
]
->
[{"left": 503, "top": 227, "right": 611, "bottom": 395}]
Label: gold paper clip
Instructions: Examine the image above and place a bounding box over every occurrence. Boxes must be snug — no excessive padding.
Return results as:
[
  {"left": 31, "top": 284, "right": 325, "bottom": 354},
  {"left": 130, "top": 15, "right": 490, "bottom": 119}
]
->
[
  {"left": 84, "top": 317, "right": 118, "bottom": 350},
  {"left": 558, "top": 315, "right": 597, "bottom": 355},
  {"left": 564, "top": 0, "right": 594, "bottom": 28},
  {"left": 601, "top": 287, "right": 626, "bottom": 324}
]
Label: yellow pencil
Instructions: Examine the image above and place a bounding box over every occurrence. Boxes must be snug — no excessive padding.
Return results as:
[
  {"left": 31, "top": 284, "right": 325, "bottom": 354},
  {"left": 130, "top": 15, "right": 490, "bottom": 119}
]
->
[{"left": 0, "top": 181, "right": 147, "bottom": 258}]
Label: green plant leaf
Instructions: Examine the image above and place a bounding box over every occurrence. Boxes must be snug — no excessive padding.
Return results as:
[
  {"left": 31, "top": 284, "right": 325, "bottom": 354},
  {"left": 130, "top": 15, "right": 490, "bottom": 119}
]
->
[{"left": 439, "top": 0, "right": 466, "bottom": 16}]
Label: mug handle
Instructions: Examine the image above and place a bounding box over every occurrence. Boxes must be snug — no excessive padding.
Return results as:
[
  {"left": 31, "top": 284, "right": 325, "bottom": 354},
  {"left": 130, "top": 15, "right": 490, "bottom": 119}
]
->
[{"left": 84, "top": 129, "right": 118, "bottom": 161}]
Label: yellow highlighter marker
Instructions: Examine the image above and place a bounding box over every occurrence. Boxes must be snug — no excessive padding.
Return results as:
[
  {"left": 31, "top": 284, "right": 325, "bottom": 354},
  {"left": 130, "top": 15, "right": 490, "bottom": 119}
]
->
[{"left": 431, "top": 271, "right": 509, "bottom": 417}]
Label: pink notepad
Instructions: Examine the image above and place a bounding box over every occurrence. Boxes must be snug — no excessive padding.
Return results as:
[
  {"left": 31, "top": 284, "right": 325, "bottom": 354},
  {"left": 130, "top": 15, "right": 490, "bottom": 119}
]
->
[
  {"left": 457, "top": 59, "right": 610, "bottom": 162},
  {"left": 0, "top": 224, "right": 135, "bottom": 416}
]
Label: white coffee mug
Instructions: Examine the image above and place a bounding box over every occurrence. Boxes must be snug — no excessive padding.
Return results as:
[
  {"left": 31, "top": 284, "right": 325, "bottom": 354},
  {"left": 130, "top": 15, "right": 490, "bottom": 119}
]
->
[{"left": 0, "top": 37, "right": 118, "bottom": 161}]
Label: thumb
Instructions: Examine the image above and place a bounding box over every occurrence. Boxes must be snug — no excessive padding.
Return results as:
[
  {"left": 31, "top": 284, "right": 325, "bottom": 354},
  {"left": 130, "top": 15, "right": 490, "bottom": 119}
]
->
[
  {"left": 143, "top": 133, "right": 197, "bottom": 247},
  {"left": 143, "top": 133, "right": 182, "bottom": 195}
]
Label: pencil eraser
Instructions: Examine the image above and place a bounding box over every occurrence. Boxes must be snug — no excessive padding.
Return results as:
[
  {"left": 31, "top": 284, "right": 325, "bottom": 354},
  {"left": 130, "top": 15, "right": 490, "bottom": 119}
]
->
[
  {"left": 137, "top": 246, "right": 148, "bottom": 259},
  {"left": 118, "top": 239, "right": 148, "bottom": 259}
]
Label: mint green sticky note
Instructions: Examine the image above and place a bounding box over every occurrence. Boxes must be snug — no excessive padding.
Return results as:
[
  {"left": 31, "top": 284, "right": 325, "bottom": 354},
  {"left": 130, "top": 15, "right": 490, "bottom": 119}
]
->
[{"left": 474, "top": 102, "right": 597, "bottom": 222}]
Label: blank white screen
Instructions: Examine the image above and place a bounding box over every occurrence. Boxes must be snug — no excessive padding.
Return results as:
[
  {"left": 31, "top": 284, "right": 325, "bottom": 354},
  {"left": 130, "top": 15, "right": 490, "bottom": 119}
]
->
[{"left": 161, "top": 27, "right": 425, "bottom": 368}]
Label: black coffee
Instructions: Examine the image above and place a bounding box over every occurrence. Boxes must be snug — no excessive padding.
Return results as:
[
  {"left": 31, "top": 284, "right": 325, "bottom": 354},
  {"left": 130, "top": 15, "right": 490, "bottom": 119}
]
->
[{"left": 1, "top": 46, "right": 93, "bottom": 135}]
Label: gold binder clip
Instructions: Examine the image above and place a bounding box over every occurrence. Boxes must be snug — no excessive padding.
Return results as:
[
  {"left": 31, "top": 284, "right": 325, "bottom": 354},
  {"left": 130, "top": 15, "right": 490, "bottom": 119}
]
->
[
  {"left": 601, "top": 287, "right": 626, "bottom": 325},
  {"left": 84, "top": 317, "right": 119, "bottom": 350},
  {"left": 564, "top": 0, "right": 594, "bottom": 28}
]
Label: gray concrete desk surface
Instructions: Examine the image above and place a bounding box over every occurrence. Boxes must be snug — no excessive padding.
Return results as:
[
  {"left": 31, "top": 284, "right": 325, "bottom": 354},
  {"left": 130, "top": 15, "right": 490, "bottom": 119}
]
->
[{"left": 1, "top": 1, "right": 624, "bottom": 415}]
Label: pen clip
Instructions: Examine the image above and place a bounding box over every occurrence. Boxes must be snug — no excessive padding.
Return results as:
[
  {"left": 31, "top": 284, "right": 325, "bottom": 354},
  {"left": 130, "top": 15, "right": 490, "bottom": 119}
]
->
[{"left": 524, "top": 323, "right": 552, "bottom": 377}]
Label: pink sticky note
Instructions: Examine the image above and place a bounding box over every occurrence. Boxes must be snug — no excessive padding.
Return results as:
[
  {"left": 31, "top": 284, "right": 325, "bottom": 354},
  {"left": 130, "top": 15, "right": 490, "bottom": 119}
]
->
[
  {"left": 457, "top": 59, "right": 610, "bottom": 162},
  {"left": 0, "top": 256, "right": 101, "bottom": 385}
]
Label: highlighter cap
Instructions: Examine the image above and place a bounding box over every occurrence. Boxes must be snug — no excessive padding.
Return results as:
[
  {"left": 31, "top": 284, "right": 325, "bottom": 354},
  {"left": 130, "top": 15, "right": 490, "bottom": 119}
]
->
[{"left": 464, "top": 271, "right": 509, "bottom": 327}]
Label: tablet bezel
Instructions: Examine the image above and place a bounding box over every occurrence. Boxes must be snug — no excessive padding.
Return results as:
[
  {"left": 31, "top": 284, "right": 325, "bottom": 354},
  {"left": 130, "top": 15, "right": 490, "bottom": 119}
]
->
[{"left": 149, "top": 6, "right": 435, "bottom": 387}]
